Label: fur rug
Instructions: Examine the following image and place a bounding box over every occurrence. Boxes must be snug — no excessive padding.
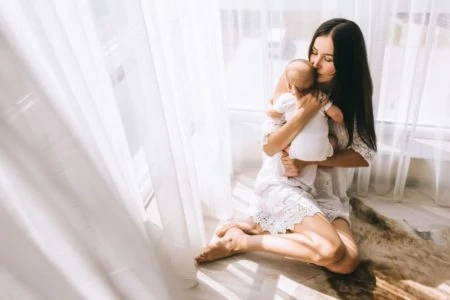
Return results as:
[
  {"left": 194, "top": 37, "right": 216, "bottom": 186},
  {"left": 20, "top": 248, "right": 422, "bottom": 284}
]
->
[{"left": 315, "top": 197, "right": 450, "bottom": 300}]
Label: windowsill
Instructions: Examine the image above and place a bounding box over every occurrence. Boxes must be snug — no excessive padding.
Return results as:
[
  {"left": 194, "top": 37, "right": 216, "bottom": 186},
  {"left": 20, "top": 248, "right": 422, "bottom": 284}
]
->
[{"left": 411, "top": 138, "right": 450, "bottom": 160}]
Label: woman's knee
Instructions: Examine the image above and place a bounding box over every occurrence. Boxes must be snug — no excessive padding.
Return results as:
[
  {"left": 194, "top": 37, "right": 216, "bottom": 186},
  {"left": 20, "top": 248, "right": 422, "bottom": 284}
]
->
[
  {"left": 297, "top": 214, "right": 346, "bottom": 266},
  {"left": 313, "top": 239, "right": 346, "bottom": 266},
  {"left": 328, "top": 248, "right": 361, "bottom": 274},
  {"left": 334, "top": 253, "right": 360, "bottom": 274}
]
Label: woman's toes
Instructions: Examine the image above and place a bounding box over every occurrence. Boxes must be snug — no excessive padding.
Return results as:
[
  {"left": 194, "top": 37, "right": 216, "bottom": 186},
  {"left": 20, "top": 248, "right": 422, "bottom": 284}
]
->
[
  {"left": 197, "top": 228, "right": 246, "bottom": 263},
  {"left": 215, "top": 223, "right": 236, "bottom": 237}
]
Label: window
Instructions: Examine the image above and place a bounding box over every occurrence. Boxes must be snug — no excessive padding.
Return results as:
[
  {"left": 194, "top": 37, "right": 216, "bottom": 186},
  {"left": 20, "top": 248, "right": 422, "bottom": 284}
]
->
[{"left": 90, "top": 0, "right": 156, "bottom": 209}]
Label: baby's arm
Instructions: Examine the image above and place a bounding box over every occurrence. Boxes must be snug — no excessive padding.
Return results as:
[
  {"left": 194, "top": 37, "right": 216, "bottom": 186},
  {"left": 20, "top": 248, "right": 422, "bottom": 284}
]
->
[
  {"left": 325, "top": 104, "right": 344, "bottom": 124},
  {"left": 266, "top": 93, "right": 291, "bottom": 119},
  {"left": 266, "top": 106, "right": 283, "bottom": 118}
]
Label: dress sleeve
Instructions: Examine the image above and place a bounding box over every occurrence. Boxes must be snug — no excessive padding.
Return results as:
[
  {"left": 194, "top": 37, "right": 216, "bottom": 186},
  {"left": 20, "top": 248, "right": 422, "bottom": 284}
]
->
[
  {"left": 322, "top": 101, "right": 333, "bottom": 112},
  {"left": 351, "top": 129, "right": 375, "bottom": 163},
  {"left": 261, "top": 115, "right": 285, "bottom": 146},
  {"left": 272, "top": 93, "right": 295, "bottom": 113},
  {"left": 320, "top": 101, "right": 333, "bottom": 116}
]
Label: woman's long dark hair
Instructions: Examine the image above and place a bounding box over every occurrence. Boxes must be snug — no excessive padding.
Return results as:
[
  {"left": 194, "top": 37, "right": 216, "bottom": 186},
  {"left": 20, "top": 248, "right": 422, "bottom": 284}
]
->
[{"left": 308, "top": 18, "right": 377, "bottom": 151}]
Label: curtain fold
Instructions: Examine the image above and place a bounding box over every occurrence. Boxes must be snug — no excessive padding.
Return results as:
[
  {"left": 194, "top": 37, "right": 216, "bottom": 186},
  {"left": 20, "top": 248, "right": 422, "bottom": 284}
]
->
[
  {"left": 144, "top": 0, "right": 233, "bottom": 220},
  {"left": 0, "top": 7, "right": 171, "bottom": 297}
]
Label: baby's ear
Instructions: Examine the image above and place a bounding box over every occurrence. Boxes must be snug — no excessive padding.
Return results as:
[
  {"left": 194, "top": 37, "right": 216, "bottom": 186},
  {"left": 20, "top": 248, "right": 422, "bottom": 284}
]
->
[
  {"left": 293, "top": 86, "right": 302, "bottom": 99},
  {"left": 285, "top": 80, "right": 292, "bottom": 90}
]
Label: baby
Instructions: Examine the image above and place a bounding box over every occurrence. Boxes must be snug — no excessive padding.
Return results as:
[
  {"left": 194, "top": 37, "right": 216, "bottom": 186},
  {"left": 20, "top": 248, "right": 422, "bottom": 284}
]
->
[{"left": 255, "top": 59, "right": 343, "bottom": 192}]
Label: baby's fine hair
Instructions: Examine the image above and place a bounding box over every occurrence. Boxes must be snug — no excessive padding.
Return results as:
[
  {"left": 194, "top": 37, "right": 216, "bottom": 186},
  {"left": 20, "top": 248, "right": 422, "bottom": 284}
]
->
[{"left": 285, "top": 59, "right": 317, "bottom": 86}]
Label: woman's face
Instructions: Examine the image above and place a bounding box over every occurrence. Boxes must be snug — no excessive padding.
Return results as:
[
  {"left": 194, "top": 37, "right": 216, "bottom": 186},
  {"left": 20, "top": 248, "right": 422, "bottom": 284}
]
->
[{"left": 309, "top": 35, "right": 336, "bottom": 83}]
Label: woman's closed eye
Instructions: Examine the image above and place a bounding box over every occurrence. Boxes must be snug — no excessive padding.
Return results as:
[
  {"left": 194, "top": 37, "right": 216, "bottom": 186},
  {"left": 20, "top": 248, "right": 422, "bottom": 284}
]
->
[{"left": 312, "top": 47, "right": 333, "bottom": 62}]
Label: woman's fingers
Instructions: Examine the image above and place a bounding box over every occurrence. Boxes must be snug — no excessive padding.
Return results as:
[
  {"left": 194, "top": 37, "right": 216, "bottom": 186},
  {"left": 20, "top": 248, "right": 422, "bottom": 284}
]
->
[
  {"left": 306, "top": 91, "right": 331, "bottom": 109},
  {"left": 281, "top": 158, "right": 294, "bottom": 168},
  {"left": 281, "top": 155, "right": 302, "bottom": 177},
  {"left": 299, "top": 93, "right": 322, "bottom": 113},
  {"left": 313, "top": 91, "right": 332, "bottom": 108}
]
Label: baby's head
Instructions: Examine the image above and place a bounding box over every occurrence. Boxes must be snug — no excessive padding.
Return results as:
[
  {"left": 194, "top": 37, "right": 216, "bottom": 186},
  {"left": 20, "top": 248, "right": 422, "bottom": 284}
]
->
[{"left": 285, "top": 59, "right": 316, "bottom": 96}]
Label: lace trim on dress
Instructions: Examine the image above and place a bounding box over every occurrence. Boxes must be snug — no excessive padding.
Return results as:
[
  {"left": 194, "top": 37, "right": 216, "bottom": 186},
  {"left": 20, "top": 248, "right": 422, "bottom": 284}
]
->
[
  {"left": 329, "top": 120, "right": 375, "bottom": 163},
  {"left": 350, "top": 129, "right": 375, "bottom": 163},
  {"left": 252, "top": 192, "right": 322, "bottom": 234}
]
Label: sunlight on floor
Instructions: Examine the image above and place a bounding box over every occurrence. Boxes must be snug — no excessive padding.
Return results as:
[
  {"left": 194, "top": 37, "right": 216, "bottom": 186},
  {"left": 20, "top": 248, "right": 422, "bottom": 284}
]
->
[
  {"left": 225, "top": 264, "right": 255, "bottom": 286},
  {"left": 401, "top": 280, "right": 450, "bottom": 299},
  {"left": 197, "top": 270, "right": 242, "bottom": 300}
]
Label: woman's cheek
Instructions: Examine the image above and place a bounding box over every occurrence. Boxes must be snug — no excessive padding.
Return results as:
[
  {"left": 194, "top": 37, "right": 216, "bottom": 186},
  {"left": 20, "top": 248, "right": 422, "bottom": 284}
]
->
[{"left": 324, "top": 63, "right": 336, "bottom": 76}]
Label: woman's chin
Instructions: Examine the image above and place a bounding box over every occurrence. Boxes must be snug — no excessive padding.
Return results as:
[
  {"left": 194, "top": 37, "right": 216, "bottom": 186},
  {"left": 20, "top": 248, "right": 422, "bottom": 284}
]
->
[{"left": 317, "top": 76, "right": 332, "bottom": 83}]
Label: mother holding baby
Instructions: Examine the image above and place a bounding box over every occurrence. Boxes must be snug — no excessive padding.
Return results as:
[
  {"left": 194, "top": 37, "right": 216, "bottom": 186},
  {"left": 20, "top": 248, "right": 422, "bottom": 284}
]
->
[{"left": 197, "top": 18, "right": 377, "bottom": 274}]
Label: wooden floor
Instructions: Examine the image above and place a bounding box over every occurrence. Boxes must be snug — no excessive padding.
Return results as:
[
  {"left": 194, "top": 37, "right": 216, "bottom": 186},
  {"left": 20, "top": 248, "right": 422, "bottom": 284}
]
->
[{"left": 184, "top": 168, "right": 450, "bottom": 300}]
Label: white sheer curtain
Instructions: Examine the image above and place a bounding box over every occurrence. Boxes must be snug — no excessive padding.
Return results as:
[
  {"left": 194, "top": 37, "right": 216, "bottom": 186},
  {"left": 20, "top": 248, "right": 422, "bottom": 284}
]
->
[
  {"left": 1, "top": 0, "right": 229, "bottom": 298},
  {"left": 369, "top": 0, "right": 450, "bottom": 205},
  {"left": 222, "top": 0, "right": 450, "bottom": 206}
]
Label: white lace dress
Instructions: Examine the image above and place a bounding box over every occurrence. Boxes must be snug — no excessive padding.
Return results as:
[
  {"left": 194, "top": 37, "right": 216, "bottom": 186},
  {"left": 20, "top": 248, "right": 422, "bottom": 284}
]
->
[{"left": 250, "top": 116, "right": 375, "bottom": 234}]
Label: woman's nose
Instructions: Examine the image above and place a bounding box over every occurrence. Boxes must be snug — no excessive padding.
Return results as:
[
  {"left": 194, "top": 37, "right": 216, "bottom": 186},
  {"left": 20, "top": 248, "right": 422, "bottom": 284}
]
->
[{"left": 312, "top": 55, "right": 322, "bottom": 68}]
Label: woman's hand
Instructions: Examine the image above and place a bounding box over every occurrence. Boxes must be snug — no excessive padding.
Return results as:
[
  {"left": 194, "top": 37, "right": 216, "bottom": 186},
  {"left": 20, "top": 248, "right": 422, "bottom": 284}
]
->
[
  {"left": 280, "top": 150, "right": 312, "bottom": 177},
  {"left": 295, "top": 90, "right": 329, "bottom": 119},
  {"left": 261, "top": 91, "right": 329, "bottom": 157}
]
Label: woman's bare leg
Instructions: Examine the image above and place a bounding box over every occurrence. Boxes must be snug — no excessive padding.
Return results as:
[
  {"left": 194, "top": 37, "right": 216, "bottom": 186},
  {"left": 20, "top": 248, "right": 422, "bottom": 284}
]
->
[
  {"left": 324, "top": 218, "right": 360, "bottom": 274},
  {"left": 215, "top": 217, "right": 265, "bottom": 237},
  {"left": 210, "top": 216, "right": 360, "bottom": 274},
  {"left": 197, "top": 213, "right": 347, "bottom": 268}
]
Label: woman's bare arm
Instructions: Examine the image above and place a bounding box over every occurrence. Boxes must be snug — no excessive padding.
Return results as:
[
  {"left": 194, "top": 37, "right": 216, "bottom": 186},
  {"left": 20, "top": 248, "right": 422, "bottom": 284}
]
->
[
  {"left": 281, "top": 149, "right": 369, "bottom": 177},
  {"left": 316, "top": 149, "right": 369, "bottom": 167},
  {"left": 263, "top": 108, "right": 309, "bottom": 156},
  {"left": 263, "top": 93, "right": 327, "bottom": 156}
]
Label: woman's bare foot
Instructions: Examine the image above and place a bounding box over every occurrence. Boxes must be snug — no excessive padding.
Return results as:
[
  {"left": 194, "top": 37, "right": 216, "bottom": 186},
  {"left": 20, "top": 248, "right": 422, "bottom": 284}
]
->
[
  {"left": 215, "top": 218, "right": 264, "bottom": 237},
  {"left": 196, "top": 228, "right": 246, "bottom": 263}
]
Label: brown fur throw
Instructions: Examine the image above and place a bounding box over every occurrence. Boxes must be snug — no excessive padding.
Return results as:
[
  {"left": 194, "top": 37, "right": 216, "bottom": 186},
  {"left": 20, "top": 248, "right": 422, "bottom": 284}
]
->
[{"left": 320, "top": 197, "right": 450, "bottom": 299}]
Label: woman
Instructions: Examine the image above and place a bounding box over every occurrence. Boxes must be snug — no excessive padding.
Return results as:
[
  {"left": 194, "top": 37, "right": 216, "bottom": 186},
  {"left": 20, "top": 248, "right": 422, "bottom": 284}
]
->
[{"left": 196, "top": 18, "right": 377, "bottom": 275}]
